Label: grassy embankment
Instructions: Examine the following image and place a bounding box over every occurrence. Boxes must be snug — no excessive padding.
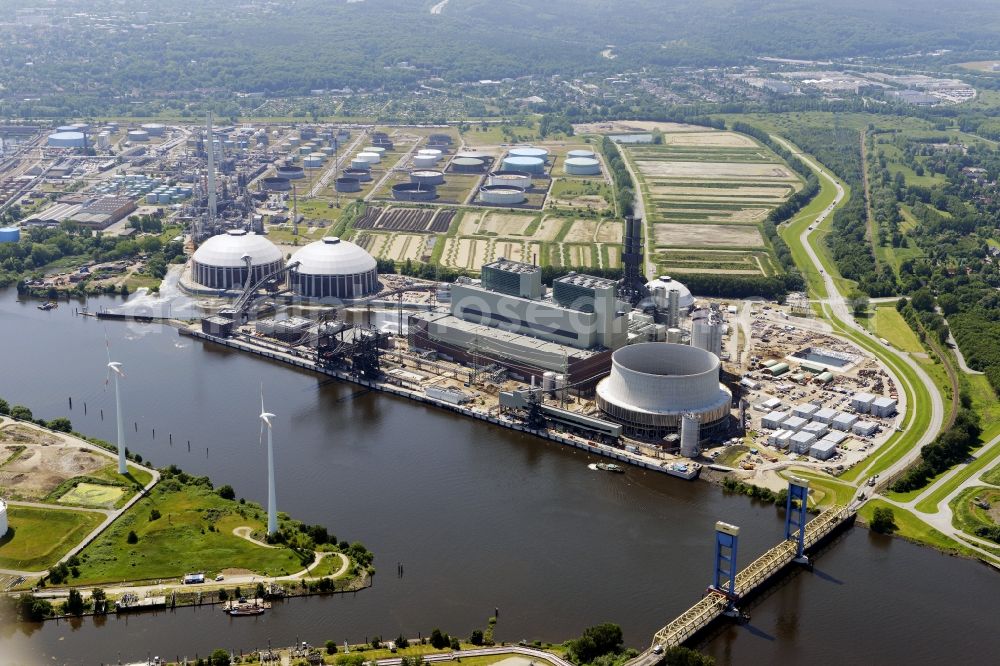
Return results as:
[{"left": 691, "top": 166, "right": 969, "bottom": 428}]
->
[
  {"left": 857, "top": 499, "right": 973, "bottom": 556},
  {"left": 70, "top": 476, "right": 318, "bottom": 585},
  {"left": 0, "top": 506, "right": 105, "bottom": 571}
]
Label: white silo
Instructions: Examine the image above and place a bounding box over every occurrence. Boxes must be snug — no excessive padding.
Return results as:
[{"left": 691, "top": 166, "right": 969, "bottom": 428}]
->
[
  {"left": 667, "top": 327, "right": 683, "bottom": 343},
  {"left": 691, "top": 311, "right": 723, "bottom": 359},
  {"left": 542, "top": 371, "right": 556, "bottom": 395},
  {"left": 680, "top": 413, "right": 701, "bottom": 458},
  {"left": 667, "top": 289, "right": 680, "bottom": 328},
  {"left": 555, "top": 374, "right": 567, "bottom": 401},
  {"left": 0, "top": 498, "right": 7, "bottom": 538}
]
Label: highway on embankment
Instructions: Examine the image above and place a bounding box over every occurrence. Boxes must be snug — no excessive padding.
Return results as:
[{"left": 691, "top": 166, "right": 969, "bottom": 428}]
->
[{"left": 772, "top": 136, "right": 1000, "bottom": 566}]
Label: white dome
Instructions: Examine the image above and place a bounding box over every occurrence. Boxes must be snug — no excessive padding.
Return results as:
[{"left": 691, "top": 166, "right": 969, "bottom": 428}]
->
[
  {"left": 645, "top": 275, "right": 694, "bottom": 309},
  {"left": 290, "top": 237, "right": 377, "bottom": 275},
  {"left": 192, "top": 229, "right": 283, "bottom": 268}
]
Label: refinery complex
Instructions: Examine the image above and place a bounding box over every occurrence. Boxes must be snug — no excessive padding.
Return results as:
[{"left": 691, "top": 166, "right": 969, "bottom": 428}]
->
[{"left": 0, "top": 118, "right": 904, "bottom": 484}]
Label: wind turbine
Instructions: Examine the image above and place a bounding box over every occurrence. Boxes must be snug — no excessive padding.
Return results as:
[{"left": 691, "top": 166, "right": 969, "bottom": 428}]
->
[
  {"left": 259, "top": 386, "right": 278, "bottom": 536},
  {"left": 105, "top": 340, "right": 128, "bottom": 475}
]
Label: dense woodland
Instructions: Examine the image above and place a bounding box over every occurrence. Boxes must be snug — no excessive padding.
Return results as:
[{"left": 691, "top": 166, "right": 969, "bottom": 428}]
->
[{"left": 2, "top": 0, "right": 1000, "bottom": 116}]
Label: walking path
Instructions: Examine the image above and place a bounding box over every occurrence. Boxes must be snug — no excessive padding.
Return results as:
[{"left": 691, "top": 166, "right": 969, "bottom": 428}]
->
[{"left": 0, "top": 418, "right": 160, "bottom": 577}]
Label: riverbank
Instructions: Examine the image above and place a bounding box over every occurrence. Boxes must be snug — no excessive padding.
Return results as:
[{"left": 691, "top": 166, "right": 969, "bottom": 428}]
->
[{"left": 179, "top": 327, "right": 702, "bottom": 481}]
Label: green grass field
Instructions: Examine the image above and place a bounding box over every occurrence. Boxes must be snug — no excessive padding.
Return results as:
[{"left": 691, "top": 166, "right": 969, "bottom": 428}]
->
[
  {"left": 57, "top": 483, "right": 124, "bottom": 508},
  {"left": 71, "top": 478, "right": 313, "bottom": 585},
  {"left": 949, "top": 486, "right": 1000, "bottom": 536},
  {"left": 913, "top": 437, "right": 1000, "bottom": 514},
  {"left": 0, "top": 505, "right": 105, "bottom": 571},
  {"left": 780, "top": 468, "right": 858, "bottom": 507}
]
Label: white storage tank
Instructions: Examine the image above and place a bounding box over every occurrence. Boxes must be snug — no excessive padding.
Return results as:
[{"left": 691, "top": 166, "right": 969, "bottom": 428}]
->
[
  {"left": 417, "top": 148, "right": 442, "bottom": 162},
  {"left": 479, "top": 184, "right": 526, "bottom": 205},
  {"left": 564, "top": 157, "right": 602, "bottom": 176},
  {"left": 509, "top": 146, "right": 550, "bottom": 163},
  {"left": 350, "top": 159, "right": 372, "bottom": 171},
  {"left": 567, "top": 149, "right": 596, "bottom": 159},
  {"left": 127, "top": 130, "right": 149, "bottom": 142},
  {"left": 502, "top": 155, "right": 545, "bottom": 174},
  {"left": 487, "top": 170, "right": 532, "bottom": 190},
  {"left": 357, "top": 151, "right": 381, "bottom": 164},
  {"left": 542, "top": 371, "right": 556, "bottom": 395},
  {"left": 412, "top": 154, "right": 438, "bottom": 168},
  {"left": 140, "top": 123, "right": 166, "bottom": 136}
]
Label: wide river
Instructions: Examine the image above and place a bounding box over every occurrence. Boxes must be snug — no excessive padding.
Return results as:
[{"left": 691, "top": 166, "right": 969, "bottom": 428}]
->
[{"left": 1, "top": 289, "right": 998, "bottom": 665}]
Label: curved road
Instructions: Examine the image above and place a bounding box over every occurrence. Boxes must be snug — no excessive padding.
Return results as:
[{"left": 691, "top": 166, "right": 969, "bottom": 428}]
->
[{"left": 773, "top": 137, "right": 945, "bottom": 495}]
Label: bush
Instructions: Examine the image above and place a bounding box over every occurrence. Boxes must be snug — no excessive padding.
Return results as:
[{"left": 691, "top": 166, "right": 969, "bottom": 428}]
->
[
  {"left": 326, "top": 640, "right": 338, "bottom": 655},
  {"left": 149, "top": 508, "right": 161, "bottom": 521},
  {"left": 126, "top": 530, "right": 138, "bottom": 544},
  {"left": 566, "top": 623, "right": 624, "bottom": 665},
  {"left": 870, "top": 507, "right": 898, "bottom": 534},
  {"left": 429, "top": 629, "right": 448, "bottom": 649},
  {"left": 217, "top": 485, "right": 236, "bottom": 500},
  {"left": 469, "top": 630, "right": 484, "bottom": 646},
  {"left": 9, "top": 405, "right": 32, "bottom": 421}
]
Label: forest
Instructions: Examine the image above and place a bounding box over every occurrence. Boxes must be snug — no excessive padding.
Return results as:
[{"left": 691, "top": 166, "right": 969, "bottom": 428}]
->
[{"left": 2, "top": 0, "right": 1000, "bottom": 111}]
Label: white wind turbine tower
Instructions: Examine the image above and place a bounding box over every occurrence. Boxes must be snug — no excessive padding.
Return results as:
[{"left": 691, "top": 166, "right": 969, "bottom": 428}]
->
[
  {"left": 105, "top": 342, "right": 128, "bottom": 475},
  {"left": 259, "top": 387, "right": 278, "bottom": 536}
]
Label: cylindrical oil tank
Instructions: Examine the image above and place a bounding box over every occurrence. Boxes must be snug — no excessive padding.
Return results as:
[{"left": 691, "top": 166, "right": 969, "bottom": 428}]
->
[
  {"left": 567, "top": 149, "right": 596, "bottom": 159},
  {"left": 356, "top": 151, "right": 381, "bottom": 164},
  {"left": 564, "top": 157, "right": 601, "bottom": 176},
  {"left": 654, "top": 324, "right": 667, "bottom": 342},
  {"left": 303, "top": 156, "right": 322, "bottom": 169},
  {"left": 335, "top": 177, "right": 362, "bottom": 193},
  {"left": 487, "top": 170, "right": 532, "bottom": 189},
  {"left": 276, "top": 165, "right": 306, "bottom": 179},
  {"left": 451, "top": 156, "right": 487, "bottom": 173},
  {"left": 48, "top": 131, "right": 87, "bottom": 148},
  {"left": 372, "top": 139, "right": 394, "bottom": 151},
  {"left": 392, "top": 182, "right": 437, "bottom": 201},
  {"left": 0, "top": 226, "right": 21, "bottom": 243},
  {"left": 542, "top": 371, "right": 556, "bottom": 395},
  {"left": 412, "top": 154, "right": 438, "bottom": 168},
  {"left": 363, "top": 146, "right": 386, "bottom": 156},
  {"left": 417, "top": 148, "right": 442, "bottom": 161},
  {"left": 288, "top": 138, "right": 301, "bottom": 148},
  {"left": 680, "top": 414, "right": 701, "bottom": 458},
  {"left": 145, "top": 192, "right": 158, "bottom": 204},
  {"left": 140, "top": 123, "right": 166, "bottom": 136},
  {"left": 127, "top": 130, "right": 149, "bottom": 142},
  {"left": 350, "top": 158, "right": 372, "bottom": 171},
  {"left": 667, "top": 327, "right": 683, "bottom": 343},
  {"left": 71, "top": 122, "right": 90, "bottom": 133},
  {"left": 262, "top": 176, "right": 292, "bottom": 192},
  {"left": 430, "top": 133, "right": 453, "bottom": 145},
  {"left": 344, "top": 168, "right": 372, "bottom": 182},
  {"left": 56, "top": 125, "right": 77, "bottom": 133},
  {"left": 480, "top": 185, "right": 526, "bottom": 205},
  {"left": 502, "top": 156, "right": 545, "bottom": 174},
  {"left": 410, "top": 170, "right": 445, "bottom": 186},
  {"left": 509, "top": 146, "right": 549, "bottom": 163},
  {"left": 299, "top": 146, "right": 312, "bottom": 155}
]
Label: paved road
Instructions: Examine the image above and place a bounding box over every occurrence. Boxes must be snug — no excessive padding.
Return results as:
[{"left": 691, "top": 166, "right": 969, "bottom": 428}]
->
[
  {"left": 375, "top": 645, "right": 574, "bottom": 666},
  {"left": 772, "top": 137, "right": 944, "bottom": 493}
]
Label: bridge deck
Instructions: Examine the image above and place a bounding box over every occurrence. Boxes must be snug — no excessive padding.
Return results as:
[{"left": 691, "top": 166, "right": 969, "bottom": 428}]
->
[{"left": 648, "top": 506, "right": 851, "bottom": 651}]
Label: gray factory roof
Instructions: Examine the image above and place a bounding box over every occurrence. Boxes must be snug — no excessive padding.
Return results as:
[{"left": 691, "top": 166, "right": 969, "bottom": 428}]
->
[
  {"left": 556, "top": 272, "right": 616, "bottom": 289},
  {"left": 484, "top": 258, "right": 540, "bottom": 274},
  {"left": 412, "top": 310, "right": 600, "bottom": 359}
]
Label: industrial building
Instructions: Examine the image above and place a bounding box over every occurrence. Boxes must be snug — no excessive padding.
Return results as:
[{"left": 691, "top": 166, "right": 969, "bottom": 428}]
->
[
  {"left": 596, "top": 343, "right": 732, "bottom": 441},
  {"left": 871, "top": 396, "right": 897, "bottom": 417},
  {"left": 70, "top": 196, "right": 137, "bottom": 229},
  {"left": 191, "top": 229, "right": 284, "bottom": 290},
  {"left": 408, "top": 259, "right": 629, "bottom": 387},
  {"left": 287, "top": 237, "right": 379, "bottom": 300}
]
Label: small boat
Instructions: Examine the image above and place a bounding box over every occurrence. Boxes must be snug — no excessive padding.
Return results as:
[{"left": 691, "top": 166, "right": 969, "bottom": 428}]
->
[
  {"left": 227, "top": 605, "right": 266, "bottom": 616},
  {"left": 596, "top": 463, "right": 625, "bottom": 474},
  {"left": 38, "top": 301, "right": 57, "bottom": 310},
  {"left": 224, "top": 598, "right": 270, "bottom": 616}
]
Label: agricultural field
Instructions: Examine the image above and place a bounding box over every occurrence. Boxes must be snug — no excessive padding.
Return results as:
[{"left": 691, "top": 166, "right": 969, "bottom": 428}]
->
[
  {"left": 619, "top": 126, "right": 803, "bottom": 278},
  {"left": 0, "top": 505, "right": 106, "bottom": 571}
]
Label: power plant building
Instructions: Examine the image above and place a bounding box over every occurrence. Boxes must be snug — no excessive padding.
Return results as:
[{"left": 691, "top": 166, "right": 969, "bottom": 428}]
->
[
  {"left": 409, "top": 259, "right": 629, "bottom": 388},
  {"left": 288, "top": 237, "right": 379, "bottom": 299},
  {"left": 191, "top": 229, "right": 284, "bottom": 290},
  {"left": 596, "top": 343, "right": 732, "bottom": 441}
]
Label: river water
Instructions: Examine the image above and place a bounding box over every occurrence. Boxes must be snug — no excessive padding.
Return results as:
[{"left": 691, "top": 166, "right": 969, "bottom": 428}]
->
[{"left": 0, "top": 289, "right": 998, "bottom": 665}]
